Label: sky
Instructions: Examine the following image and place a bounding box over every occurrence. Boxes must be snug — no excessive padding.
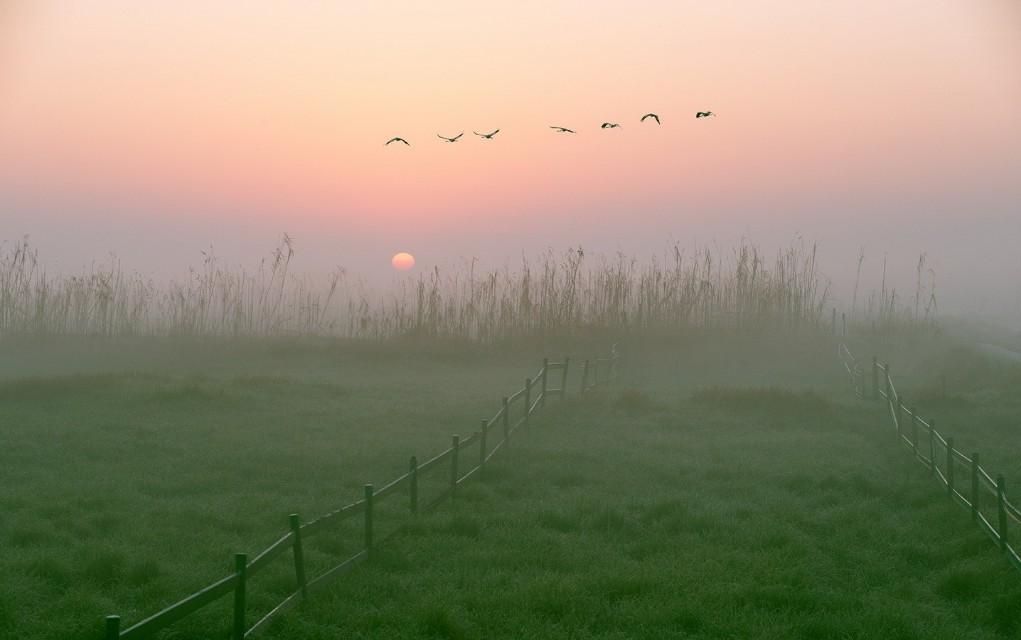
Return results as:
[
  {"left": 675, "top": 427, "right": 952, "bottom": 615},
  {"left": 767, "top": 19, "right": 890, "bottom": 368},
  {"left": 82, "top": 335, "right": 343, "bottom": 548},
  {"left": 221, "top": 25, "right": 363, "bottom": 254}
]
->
[{"left": 1, "top": 1, "right": 1020, "bottom": 318}]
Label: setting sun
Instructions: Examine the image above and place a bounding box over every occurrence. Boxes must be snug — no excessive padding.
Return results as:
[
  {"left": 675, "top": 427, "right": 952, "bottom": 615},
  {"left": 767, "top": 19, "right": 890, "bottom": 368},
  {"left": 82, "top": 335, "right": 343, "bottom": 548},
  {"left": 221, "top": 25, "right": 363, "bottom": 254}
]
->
[{"left": 391, "top": 252, "right": 415, "bottom": 271}]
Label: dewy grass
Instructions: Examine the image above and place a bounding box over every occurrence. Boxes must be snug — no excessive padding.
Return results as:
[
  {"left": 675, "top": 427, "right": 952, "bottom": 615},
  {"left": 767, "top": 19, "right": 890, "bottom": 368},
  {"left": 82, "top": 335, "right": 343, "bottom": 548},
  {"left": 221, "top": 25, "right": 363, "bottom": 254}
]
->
[
  {"left": 1, "top": 335, "right": 1016, "bottom": 638},
  {"left": 0, "top": 238, "right": 935, "bottom": 341}
]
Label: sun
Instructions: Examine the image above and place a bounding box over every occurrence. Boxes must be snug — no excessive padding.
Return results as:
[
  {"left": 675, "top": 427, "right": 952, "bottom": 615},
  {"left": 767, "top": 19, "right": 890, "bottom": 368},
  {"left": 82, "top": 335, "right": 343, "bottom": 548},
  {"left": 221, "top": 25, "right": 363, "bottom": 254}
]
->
[{"left": 391, "top": 252, "right": 415, "bottom": 271}]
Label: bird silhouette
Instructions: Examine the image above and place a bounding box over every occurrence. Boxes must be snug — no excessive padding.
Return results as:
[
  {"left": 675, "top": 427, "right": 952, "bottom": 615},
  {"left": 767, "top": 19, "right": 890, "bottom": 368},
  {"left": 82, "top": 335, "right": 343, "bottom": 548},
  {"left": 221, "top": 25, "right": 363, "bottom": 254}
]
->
[
  {"left": 385, "top": 137, "right": 410, "bottom": 146},
  {"left": 695, "top": 111, "right": 716, "bottom": 118},
  {"left": 550, "top": 126, "right": 576, "bottom": 133},
  {"left": 640, "top": 113, "right": 661, "bottom": 124},
  {"left": 437, "top": 133, "right": 463, "bottom": 142},
  {"left": 600, "top": 122, "right": 621, "bottom": 129},
  {"left": 474, "top": 129, "right": 500, "bottom": 139}
]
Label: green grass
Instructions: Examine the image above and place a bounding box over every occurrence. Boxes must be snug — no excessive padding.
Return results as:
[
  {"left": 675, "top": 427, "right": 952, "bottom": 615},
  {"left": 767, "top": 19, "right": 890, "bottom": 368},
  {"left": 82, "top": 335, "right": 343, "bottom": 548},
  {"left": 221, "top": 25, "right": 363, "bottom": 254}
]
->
[
  {"left": 0, "top": 337, "right": 566, "bottom": 639},
  {"left": 262, "top": 386, "right": 1021, "bottom": 639},
  {"left": 0, "top": 334, "right": 1018, "bottom": 639}
]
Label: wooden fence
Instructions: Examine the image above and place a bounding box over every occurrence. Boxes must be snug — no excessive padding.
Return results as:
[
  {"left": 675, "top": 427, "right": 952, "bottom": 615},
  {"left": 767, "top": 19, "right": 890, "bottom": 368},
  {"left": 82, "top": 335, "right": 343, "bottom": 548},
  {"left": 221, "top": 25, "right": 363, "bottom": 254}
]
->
[
  {"left": 838, "top": 343, "right": 1021, "bottom": 573},
  {"left": 102, "top": 347, "right": 619, "bottom": 639}
]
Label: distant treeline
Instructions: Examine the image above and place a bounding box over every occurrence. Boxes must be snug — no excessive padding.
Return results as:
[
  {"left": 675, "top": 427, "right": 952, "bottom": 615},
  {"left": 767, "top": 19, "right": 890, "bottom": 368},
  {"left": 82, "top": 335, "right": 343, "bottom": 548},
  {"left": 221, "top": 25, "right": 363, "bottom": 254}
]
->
[{"left": 0, "top": 237, "right": 935, "bottom": 340}]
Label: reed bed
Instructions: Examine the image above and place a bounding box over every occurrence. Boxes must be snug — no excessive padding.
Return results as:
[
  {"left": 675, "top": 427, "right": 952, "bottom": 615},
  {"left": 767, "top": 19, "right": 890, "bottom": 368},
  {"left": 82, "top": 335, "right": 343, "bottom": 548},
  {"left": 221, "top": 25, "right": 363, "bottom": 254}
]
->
[{"left": 0, "top": 237, "right": 931, "bottom": 341}]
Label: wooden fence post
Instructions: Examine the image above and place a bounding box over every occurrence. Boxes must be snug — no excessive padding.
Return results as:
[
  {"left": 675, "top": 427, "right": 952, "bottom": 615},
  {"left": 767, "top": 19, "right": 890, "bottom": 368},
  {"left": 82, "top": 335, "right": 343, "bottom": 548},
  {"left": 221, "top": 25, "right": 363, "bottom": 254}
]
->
[
  {"left": 910, "top": 407, "right": 918, "bottom": 455},
  {"left": 581, "top": 360, "right": 590, "bottom": 393},
  {"left": 560, "top": 357, "right": 570, "bottom": 398},
  {"left": 501, "top": 397, "right": 510, "bottom": 446},
  {"left": 971, "top": 453, "right": 980, "bottom": 522},
  {"left": 105, "top": 615, "right": 120, "bottom": 640},
  {"left": 409, "top": 456, "right": 419, "bottom": 514},
  {"left": 450, "top": 435, "right": 460, "bottom": 496},
  {"left": 841, "top": 311, "right": 846, "bottom": 337},
  {"left": 364, "top": 484, "right": 374, "bottom": 556},
  {"left": 946, "top": 437, "right": 955, "bottom": 498},
  {"left": 896, "top": 396, "right": 904, "bottom": 438},
  {"left": 997, "top": 475, "right": 1008, "bottom": 552},
  {"left": 928, "top": 420, "right": 936, "bottom": 476},
  {"left": 479, "top": 419, "right": 488, "bottom": 478},
  {"left": 232, "top": 553, "right": 247, "bottom": 640},
  {"left": 872, "top": 357, "right": 879, "bottom": 401},
  {"left": 524, "top": 379, "right": 532, "bottom": 428},
  {"left": 885, "top": 364, "right": 892, "bottom": 407},
  {"left": 540, "top": 358, "right": 548, "bottom": 408},
  {"left": 288, "top": 514, "right": 308, "bottom": 599}
]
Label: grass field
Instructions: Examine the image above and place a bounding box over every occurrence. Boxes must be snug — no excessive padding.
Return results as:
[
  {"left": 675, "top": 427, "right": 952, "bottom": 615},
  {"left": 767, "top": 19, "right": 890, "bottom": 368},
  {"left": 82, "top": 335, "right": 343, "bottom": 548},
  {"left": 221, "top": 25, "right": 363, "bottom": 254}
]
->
[{"left": 1, "top": 333, "right": 1019, "bottom": 639}]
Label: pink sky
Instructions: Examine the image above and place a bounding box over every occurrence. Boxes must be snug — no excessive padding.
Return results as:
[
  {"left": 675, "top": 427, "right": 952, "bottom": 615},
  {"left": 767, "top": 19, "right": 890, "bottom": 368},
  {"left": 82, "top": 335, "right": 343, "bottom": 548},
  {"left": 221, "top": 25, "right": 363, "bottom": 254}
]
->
[{"left": 1, "top": 1, "right": 1019, "bottom": 316}]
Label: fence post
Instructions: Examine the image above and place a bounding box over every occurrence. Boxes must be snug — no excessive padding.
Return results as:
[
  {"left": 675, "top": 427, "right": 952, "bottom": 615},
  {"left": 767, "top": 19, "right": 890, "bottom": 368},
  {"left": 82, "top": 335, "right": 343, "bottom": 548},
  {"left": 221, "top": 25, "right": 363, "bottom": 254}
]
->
[
  {"left": 232, "top": 553, "right": 247, "bottom": 640},
  {"left": 540, "top": 358, "right": 548, "bottom": 408},
  {"left": 288, "top": 514, "right": 308, "bottom": 599},
  {"left": 997, "top": 475, "right": 1008, "bottom": 552},
  {"left": 524, "top": 378, "right": 532, "bottom": 428},
  {"left": 928, "top": 419, "right": 936, "bottom": 476},
  {"left": 885, "top": 364, "right": 892, "bottom": 407},
  {"left": 581, "top": 360, "right": 590, "bottom": 393},
  {"left": 364, "top": 484, "right": 374, "bottom": 556},
  {"left": 946, "top": 437, "right": 955, "bottom": 498},
  {"left": 501, "top": 396, "right": 510, "bottom": 446},
  {"left": 872, "top": 357, "right": 879, "bottom": 401},
  {"left": 450, "top": 435, "right": 460, "bottom": 496},
  {"left": 841, "top": 311, "right": 846, "bottom": 337},
  {"left": 479, "top": 419, "right": 488, "bottom": 478},
  {"left": 910, "top": 407, "right": 919, "bottom": 455},
  {"left": 831, "top": 308, "right": 836, "bottom": 335},
  {"left": 970, "top": 453, "right": 980, "bottom": 521},
  {"left": 560, "top": 357, "right": 570, "bottom": 398},
  {"left": 409, "top": 456, "right": 419, "bottom": 514},
  {"left": 896, "top": 396, "right": 904, "bottom": 438},
  {"left": 105, "top": 615, "right": 120, "bottom": 640}
]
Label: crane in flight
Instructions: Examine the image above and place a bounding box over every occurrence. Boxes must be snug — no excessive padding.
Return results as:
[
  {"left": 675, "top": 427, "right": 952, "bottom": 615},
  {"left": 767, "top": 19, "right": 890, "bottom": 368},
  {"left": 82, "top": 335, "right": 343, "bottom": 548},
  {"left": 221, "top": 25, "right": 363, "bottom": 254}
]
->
[
  {"left": 600, "top": 122, "right": 621, "bottom": 129},
  {"left": 695, "top": 111, "right": 716, "bottom": 118},
  {"left": 550, "top": 126, "right": 576, "bottom": 133},
  {"left": 474, "top": 129, "right": 500, "bottom": 139},
  {"left": 385, "top": 137, "right": 410, "bottom": 146},
  {"left": 437, "top": 133, "right": 463, "bottom": 142},
  {"left": 640, "top": 113, "right": 661, "bottom": 124}
]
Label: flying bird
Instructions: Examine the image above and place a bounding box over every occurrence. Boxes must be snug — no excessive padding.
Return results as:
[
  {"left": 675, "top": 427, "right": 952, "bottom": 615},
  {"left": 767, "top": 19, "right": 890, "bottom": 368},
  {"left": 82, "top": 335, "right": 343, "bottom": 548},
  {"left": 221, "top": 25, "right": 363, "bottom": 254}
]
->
[
  {"left": 695, "top": 111, "right": 716, "bottom": 118},
  {"left": 437, "top": 133, "right": 463, "bottom": 142},
  {"left": 600, "top": 122, "right": 621, "bottom": 129},
  {"left": 385, "top": 137, "right": 410, "bottom": 146},
  {"left": 640, "top": 113, "right": 661, "bottom": 124},
  {"left": 474, "top": 129, "right": 500, "bottom": 139},
  {"left": 550, "top": 126, "right": 576, "bottom": 133}
]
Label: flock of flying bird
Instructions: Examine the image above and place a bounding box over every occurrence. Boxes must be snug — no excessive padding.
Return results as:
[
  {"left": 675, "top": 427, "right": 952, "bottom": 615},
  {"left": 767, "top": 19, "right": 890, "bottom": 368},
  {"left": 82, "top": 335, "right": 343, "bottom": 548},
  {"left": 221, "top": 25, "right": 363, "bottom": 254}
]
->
[{"left": 384, "top": 111, "right": 716, "bottom": 146}]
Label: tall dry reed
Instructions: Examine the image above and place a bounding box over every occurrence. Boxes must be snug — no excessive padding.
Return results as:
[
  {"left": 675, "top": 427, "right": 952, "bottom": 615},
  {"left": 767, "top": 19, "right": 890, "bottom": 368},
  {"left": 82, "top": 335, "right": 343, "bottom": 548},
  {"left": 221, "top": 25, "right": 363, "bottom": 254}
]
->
[{"left": 0, "top": 237, "right": 933, "bottom": 341}]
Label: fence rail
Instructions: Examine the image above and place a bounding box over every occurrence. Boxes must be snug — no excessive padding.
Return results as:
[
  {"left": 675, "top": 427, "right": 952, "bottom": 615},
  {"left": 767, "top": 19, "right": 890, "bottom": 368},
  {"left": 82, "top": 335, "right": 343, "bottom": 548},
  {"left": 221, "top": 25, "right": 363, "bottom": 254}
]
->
[
  {"left": 102, "top": 346, "right": 619, "bottom": 639},
  {"left": 838, "top": 343, "right": 1021, "bottom": 573}
]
